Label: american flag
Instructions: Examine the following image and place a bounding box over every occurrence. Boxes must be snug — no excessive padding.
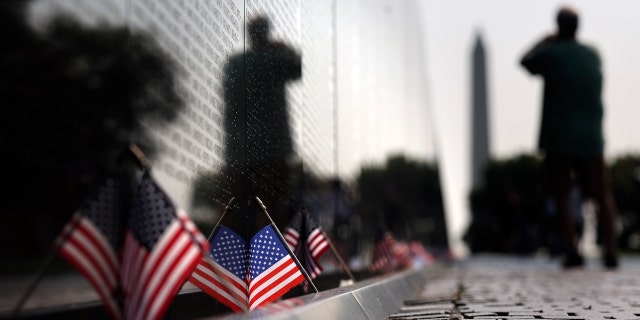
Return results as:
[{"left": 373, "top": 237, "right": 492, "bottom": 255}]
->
[
  {"left": 408, "top": 241, "right": 434, "bottom": 266},
  {"left": 189, "top": 225, "right": 249, "bottom": 313},
  {"left": 284, "top": 210, "right": 329, "bottom": 279},
  {"left": 248, "top": 225, "right": 304, "bottom": 310},
  {"left": 121, "top": 171, "right": 208, "bottom": 320},
  {"left": 189, "top": 225, "right": 304, "bottom": 312},
  {"left": 368, "top": 231, "right": 400, "bottom": 274},
  {"left": 393, "top": 239, "right": 413, "bottom": 268},
  {"left": 57, "top": 178, "right": 124, "bottom": 319}
]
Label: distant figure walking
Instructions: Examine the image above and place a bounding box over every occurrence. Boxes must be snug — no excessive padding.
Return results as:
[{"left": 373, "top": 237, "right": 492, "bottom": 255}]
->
[
  {"left": 520, "top": 6, "right": 619, "bottom": 269},
  {"left": 221, "top": 15, "right": 301, "bottom": 235}
]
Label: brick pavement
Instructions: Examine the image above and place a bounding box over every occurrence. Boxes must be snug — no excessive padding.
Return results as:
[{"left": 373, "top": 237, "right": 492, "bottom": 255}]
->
[{"left": 388, "top": 255, "right": 640, "bottom": 320}]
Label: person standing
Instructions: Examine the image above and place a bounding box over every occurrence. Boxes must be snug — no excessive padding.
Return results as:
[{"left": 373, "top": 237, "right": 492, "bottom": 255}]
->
[{"left": 520, "top": 6, "right": 619, "bottom": 269}]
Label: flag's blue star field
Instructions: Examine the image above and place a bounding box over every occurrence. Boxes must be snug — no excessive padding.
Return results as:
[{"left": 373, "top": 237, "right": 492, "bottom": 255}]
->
[
  {"left": 81, "top": 178, "right": 123, "bottom": 248},
  {"left": 210, "top": 226, "right": 248, "bottom": 279},
  {"left": 130, "top": 172, "right": 175, "bottom": 250},
  {"left": 249, "top": 226, "right": 287, "bottom": 280}
]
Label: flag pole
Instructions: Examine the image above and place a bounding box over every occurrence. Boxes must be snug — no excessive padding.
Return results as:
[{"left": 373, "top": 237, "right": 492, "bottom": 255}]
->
[
  {"left": 255, "top": 197, "right": 319, "bottom": 293},
  {"left": 11, "top": 249, "right": 58, "bottom": 319},
  {"left": 321, "top": 229, "right": 356, "bottom": 282},
  {"left": 177, "top": 196, "right": 237, "bottom": 292},
  {"left": 207, "top": 197, "right": 236, "bottom": 241},
  {"left": 10, "top": 216, "right": 83, "bottom": 319},
  {"left": 128, "top": 143, "right": 151, "bottom": 169}
]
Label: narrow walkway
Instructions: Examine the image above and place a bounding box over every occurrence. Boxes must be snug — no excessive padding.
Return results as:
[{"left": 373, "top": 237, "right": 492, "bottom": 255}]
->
[{"left": 388, "top": 255, "right": 640, "bottom": 320}]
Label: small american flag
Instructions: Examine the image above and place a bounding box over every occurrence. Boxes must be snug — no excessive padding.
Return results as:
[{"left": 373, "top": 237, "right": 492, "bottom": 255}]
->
[
  {"left": 408, "top": 241, "right": 434, "bottom": 266},
  {"left": 121, "top": 171, "right": 207, "bottom": 320},
  {"left": 248, "top": 225, "right": 304, "bottom": 310},
  {"left": 284, "top": 210, "right": 329, "bottom": 279},
  {"left": 189, "top": 225, "right": 249, "bottom": 313},
  {"left": 190, "top": 225, "right": 304, "bottom": 312},
  {"left": 57, "top": 178, "right": 124, "bottom": 319},
  {"left": 393, "top": 240, "right": 413, "bottom": 268},
  {"left": 368, "top": 231, "right": 400, "bottom": 274}
]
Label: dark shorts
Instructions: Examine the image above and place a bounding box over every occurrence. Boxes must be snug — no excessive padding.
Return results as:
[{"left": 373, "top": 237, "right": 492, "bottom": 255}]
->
[{"left": 543, "top": 154, "right": 608, "bottom": 199}]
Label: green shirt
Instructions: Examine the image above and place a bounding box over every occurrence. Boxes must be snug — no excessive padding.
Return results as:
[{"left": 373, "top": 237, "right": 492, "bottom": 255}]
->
[{"left": 521, "top": 40, "right": 604, "bottom": 156}]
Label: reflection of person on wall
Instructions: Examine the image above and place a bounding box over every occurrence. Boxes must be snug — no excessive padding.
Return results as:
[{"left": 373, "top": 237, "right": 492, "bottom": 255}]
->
[
  {"left": 222, "top": 15, "right": 301, "bottom": 235},
  {"left": 520, "top": 6, "right": 619, "bottom": 269}
]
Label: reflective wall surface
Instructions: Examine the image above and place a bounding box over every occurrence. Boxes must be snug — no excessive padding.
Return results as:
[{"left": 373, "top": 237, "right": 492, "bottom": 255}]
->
[{"left": 2, "top": 0, "right": 445, "bottom": 284}]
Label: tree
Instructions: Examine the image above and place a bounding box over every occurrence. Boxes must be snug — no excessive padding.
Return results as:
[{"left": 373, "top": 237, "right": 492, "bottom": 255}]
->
[
  {"left": 466, "top": 152, "right": 640, "bottom": 254},
  {"left": 356, "top": 155, "right": 447, "bottom": 248},
  {"left": 465, "top": 154, "right": 545, "bottom": 254},
  {"left": 610, "top": 154, "right": 640, "bottom": 251},
  {"left": 1, "top": 2, "right": 184, "bottom": 264}
]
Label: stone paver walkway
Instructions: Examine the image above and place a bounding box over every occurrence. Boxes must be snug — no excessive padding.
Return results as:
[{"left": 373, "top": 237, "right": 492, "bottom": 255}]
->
[{"left": 389, "top": 255, "right": 640, "bottom": 320}]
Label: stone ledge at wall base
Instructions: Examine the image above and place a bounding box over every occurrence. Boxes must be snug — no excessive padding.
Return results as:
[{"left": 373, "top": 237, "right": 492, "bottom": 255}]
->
[
  {"left": 3, "top": 264, "right": 442, "bottom": 320},
  {"left": 204, "top": 265, "right": 438, "bottom": 320}
]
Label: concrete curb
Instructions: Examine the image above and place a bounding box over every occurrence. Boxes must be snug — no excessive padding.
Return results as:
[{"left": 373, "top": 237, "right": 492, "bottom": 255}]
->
[{"left": 207, "top": 265, "right": 437, "bottom": 320}]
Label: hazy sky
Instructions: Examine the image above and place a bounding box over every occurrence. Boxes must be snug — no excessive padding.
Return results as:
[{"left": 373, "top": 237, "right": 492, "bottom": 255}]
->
[{"left": 417, "top": 0, "right": 640, "bottom": 255}]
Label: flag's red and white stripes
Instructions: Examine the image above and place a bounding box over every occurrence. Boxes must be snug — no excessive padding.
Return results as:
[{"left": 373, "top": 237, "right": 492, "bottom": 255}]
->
[
  {"left": 408, "top": 241, "right": 435, "bottom": 266},
  {"left": 284, "top": 213, "right": 330, "bottom": 280},
  {"left": 393, "top": 240, "right": 413, "bottom": 267},
  {"left": 284, "top": 228, "right": 299, "bottom": 250},
  {"left": 58, "top": 213, "right": 121, "bottom": 319},
  {"left": 177, "top": 208, "right": 208, "bottom": 249},
  {"left": 284, "top": 220, "right": 329, "bottom": 259},
  {"left": 307, "top": 228, "right": 329, "bottom": 258},
  {"left": 189, "top": 257, "right": 249, "bottom": 313},
  {"left": 121, "top": 220, "right": 202, "bottom": 320},
  {"left": 369, "top": 232, "right": 399, "bottom": 273},
  {"left": 248, "top": 255, "right": 304, "bottom": 310}
]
